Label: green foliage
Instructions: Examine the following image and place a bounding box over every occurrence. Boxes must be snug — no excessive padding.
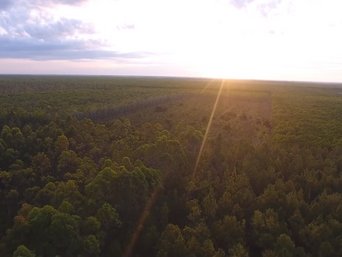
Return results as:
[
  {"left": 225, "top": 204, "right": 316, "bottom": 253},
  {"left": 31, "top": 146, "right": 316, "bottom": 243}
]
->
[
  {"left": 96, "top": 203, "right": 121, "bottom": 231},
  {"left": 157, "top": 224, "right": 189, "bottom": 257},
  {"left": 55, "top": 134, "right": 69, "bottom": 153},
  {"left": 228, "top": 243, "right": 249, "bottom": 257},
  {"left": 12, "top": 245, "right": 35, "bottom": 257},
  {"left": 57, "top": 150, "right": 80, "bottom": 174},
  {"left": 83, "top": 235, "right": 100, "bottom": 257},
  {"left": 274, "top": 234, "right": 295, "bottom": 257},
  {"left": 213, "top": 215, "right": 245, "bottom": 252},
  {"left": 0, "top": 76, "right": 341, "bottom": 257}
]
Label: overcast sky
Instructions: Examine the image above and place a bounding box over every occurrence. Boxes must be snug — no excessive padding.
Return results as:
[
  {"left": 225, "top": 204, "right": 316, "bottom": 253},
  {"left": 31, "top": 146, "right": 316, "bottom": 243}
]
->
[{"left": 0, "top": 0, "right": 342, "bottom": 82}]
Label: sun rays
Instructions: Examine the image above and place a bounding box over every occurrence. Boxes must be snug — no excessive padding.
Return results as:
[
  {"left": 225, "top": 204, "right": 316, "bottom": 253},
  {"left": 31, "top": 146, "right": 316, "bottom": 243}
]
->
[
  {"left": 193, "top": 79, "right": 225, "bottom": 177},
  {"left": 122, "top": 79, "right": 226, "bottom": 256}
]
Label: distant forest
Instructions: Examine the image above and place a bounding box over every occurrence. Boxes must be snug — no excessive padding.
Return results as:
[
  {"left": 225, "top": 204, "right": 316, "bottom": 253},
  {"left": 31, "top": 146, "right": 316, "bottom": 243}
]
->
[{"left": 0, "top": 76, "right": 341, "bottom": 257}]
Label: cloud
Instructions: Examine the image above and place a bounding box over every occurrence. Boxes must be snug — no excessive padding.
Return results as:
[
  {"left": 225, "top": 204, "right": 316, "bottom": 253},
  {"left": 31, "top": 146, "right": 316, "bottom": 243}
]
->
[
  {"left": 230, "top": 0, "right": 282, "bottom": 16},
  {"left": 256, "top": 0, "right": 282, "bottom": 16},
  {"left": 24, "top": 18, "right": 94, "bottom": 40},
  {"left": 48, "top": 0, "right": 86, "bottom": 4},
  {"left": 0, "top": 36, "right": 145, "bottom": 60},
  {"left": 230, "top": 0, "right": 254, "bottom": 8},
  {"left": 0, "top": 0, "right": 12, "bottom": 9},
  {"left": 32, "top": 0, "right": 88, "bottom": 7},
  {"left": 0, "top": 17, "right": 144, "bottom": 60},
  {"left": 0, "top": 0, "right": 87, "bottom": 10},
  {"left": 0, "top": 0, "right": 148, "bottom": 61}
]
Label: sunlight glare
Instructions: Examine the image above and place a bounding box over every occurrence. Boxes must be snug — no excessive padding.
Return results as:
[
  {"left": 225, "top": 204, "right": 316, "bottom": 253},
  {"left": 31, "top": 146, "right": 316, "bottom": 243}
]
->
[{"left": 193, "top": 79, "right": 225, "bottom": 177}]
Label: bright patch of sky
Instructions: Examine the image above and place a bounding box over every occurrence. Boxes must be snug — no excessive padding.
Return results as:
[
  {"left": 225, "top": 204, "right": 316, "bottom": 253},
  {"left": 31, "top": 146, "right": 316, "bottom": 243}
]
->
[{"left": 0, "top": 0, "right": 342, "bottom": 82}]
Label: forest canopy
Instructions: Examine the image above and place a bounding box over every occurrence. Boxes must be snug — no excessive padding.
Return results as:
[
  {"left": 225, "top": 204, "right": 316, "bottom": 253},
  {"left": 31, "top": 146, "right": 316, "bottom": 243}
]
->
[{"left": 0, "top": 76, "right": 341, "bottom": 257}]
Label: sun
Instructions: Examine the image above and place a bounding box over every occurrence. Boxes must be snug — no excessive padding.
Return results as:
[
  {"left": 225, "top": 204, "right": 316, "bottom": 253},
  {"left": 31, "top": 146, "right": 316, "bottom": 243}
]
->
[
  {"left": 51, "top": 0, "right": 288, "bottom": 80},
  {"left": 174, "top": 38, "right": 257, "bottom": 80}
]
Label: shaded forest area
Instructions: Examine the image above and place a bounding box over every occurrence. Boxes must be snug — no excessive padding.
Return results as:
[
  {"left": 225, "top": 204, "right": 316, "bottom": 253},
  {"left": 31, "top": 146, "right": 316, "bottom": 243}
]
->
[{"left": 0, "top": 76, "right": 341, "bottom": 257}]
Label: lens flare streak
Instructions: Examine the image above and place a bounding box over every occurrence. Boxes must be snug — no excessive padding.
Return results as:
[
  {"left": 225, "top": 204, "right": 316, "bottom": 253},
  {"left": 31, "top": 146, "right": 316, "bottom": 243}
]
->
[
  {"left": 193, "top": 79, "right": 225, "bottom": 177},
  {"left": 122, "top": 79, "right": 225, "bottom": 257},
  {"left": 200, "top": 79, "right": 214, "bottom": 94},
  {"left": 122, "top": 184, "right": 163, "bottom": 257}
]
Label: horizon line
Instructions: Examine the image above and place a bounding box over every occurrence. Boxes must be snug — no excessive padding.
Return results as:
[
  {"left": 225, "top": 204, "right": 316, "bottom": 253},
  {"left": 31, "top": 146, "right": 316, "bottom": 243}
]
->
[{"left": 0, "top": 73, "right": 342, "bottom": 86}]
